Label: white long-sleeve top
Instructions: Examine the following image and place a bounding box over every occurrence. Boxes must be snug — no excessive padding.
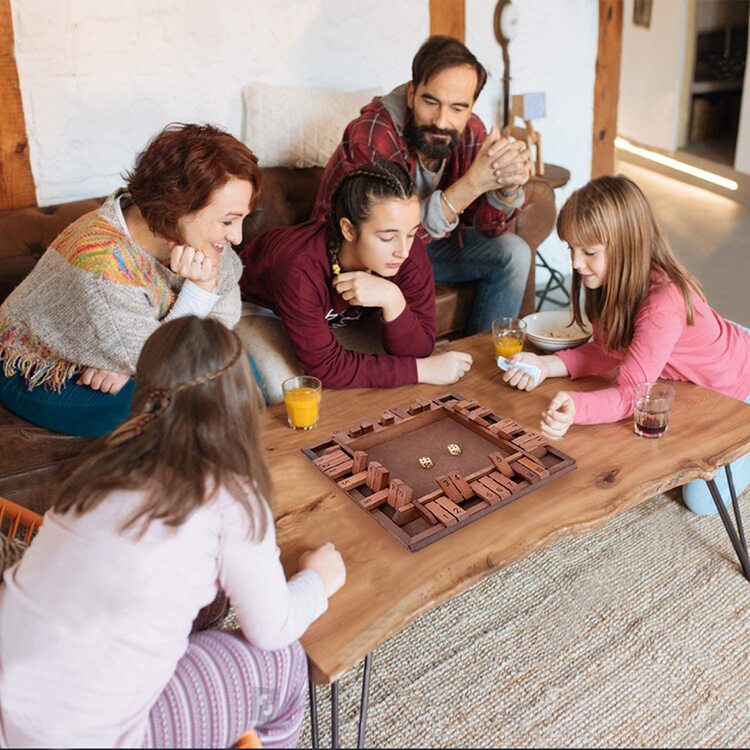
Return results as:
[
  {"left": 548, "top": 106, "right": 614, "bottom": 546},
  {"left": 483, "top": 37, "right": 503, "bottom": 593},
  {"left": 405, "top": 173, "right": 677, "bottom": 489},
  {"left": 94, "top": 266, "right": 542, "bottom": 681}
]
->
[{"left": 0, "top": 486, "right": 327, "bottom": 748}]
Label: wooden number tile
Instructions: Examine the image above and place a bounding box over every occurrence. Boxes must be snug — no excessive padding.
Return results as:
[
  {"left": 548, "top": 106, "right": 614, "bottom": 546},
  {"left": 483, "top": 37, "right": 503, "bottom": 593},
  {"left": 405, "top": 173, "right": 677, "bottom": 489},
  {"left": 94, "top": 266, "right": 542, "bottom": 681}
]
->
[
  {"left": 488, "top": 472, "right": 519, "bottom": 493},
  {"left": 360, "top": 418, "right": 375, "bottom": 434},
  {"left": 392, "top": 504, "right": 419, "bottom": 526},
  {"left": 425, "top": 501, "right": 458, "bottom": 526},
  {"left": 390, "top": 407, "right": 410, "bottom": 421},
  {"left": 489, "top": 452, "right": 514, "bottom": 478},
  {"left": 470, "top": 481, "right": 502, "bottom": 505},
  {"left": 447, "top": 471, "right": 474, "bottom": 501},
  {"left": 351, "top": 451, "right": 368, "bottom": 474},
  {"left": 313, "top": 450, "right": 346, "bottom": 468},
  {"left": 470, "top": 406, "right": 493, "bottom": 422},
  {"left": 325, "top": 460, "right": 355, "bottom": 479},
  {"left": 435, "top": 475, "right": 464, "bottom": 504},
  {"left": 435, "top": 496, "right": 469, "bottom": 521},
  {"left": 454, "top": 399, "right": 479, "bottom": 411},
  {"left": 338, "top": 471, "right": 368, "bottom": 492},
  {"left": 407, "top": 401, "right": 428, "bottom": 415},
  {"left": 488, "top": 418, "right": 522, "bottom": 439},
  {"left": 387, "top": 479, "right": 414, "bottom": 509},
  {"left": 416, "top": 489, "right": 444, "bottom": 505},
  {"left": 518, "top": 456, "right": 549, "bottom": 479},
  {"left": 512, "top": 432, "right": 548, "bottom": 457},
  {"left": 379, "top": 410, "right": 396, "bottom": 426},
  {"left": 331, "top": 429, "right": 353, "bottom": 445},
  {"left": 348, "top": 424, "right": 364, "bottom": 437},
  {"left": 366, "top": 461, "right": 390, "bottom": 491},
  {"left": 478, "top": 475, "right": 511, "bottom": 500},
  {"left": 510, "top": 460, "right": 543, "bottom": 483},
  {"left": 411, "top": 500, "right": 438, "bottom": 525},
  {"left": 359, "top": 488, "right": 389, "bottom": 510}
]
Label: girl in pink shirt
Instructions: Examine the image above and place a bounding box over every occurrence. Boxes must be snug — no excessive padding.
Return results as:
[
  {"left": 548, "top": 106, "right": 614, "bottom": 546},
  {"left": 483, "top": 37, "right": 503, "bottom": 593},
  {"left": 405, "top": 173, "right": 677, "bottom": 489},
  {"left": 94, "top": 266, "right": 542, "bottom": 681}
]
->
[
  {"left": 503, "top": 175, "right": 750, "bottom": 515},
  {"left": 0, "top": 316, "right": 346, "bottom": 748}
]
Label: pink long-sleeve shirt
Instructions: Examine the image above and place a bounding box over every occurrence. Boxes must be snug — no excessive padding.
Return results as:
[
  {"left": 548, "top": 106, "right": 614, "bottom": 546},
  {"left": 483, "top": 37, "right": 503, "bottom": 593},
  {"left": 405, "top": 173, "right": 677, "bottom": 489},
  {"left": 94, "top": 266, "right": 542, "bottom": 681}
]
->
[
  {"left": 556, "top": 277, "right": 750, "bottom": 424},
  {"left": 0, "top": 487, "right": 327, "bottom": 748}
]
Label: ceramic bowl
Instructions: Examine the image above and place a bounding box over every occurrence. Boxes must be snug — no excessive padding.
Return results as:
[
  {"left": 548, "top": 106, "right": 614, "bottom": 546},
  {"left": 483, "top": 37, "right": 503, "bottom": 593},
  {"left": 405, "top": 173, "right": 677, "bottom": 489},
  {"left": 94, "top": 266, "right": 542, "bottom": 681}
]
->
[{"left": 521, "top": 310, "right": 592, "bottom": 352}]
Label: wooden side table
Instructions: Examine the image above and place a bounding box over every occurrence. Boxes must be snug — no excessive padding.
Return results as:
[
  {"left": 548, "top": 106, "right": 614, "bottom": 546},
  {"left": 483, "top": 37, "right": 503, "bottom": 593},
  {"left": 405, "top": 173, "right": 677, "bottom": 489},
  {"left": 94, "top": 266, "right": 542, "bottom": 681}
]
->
[{"left": 535, "top": 163, "right": 571, "bottom": 311}]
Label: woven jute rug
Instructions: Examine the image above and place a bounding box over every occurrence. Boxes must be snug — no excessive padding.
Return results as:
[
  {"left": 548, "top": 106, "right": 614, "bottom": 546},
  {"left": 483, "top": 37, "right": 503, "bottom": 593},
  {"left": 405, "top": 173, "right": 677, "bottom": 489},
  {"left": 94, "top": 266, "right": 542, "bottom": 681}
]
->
[{"left": 293, "top": 488, "right": 750, "bottom": 748}]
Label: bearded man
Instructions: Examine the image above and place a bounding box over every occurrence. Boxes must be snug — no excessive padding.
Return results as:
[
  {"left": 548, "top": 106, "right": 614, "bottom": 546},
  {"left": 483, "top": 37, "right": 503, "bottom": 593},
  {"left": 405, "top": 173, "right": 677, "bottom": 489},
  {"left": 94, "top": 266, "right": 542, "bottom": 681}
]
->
[{"left": 313, "top": 35, "right": 532, "bottom": 333}]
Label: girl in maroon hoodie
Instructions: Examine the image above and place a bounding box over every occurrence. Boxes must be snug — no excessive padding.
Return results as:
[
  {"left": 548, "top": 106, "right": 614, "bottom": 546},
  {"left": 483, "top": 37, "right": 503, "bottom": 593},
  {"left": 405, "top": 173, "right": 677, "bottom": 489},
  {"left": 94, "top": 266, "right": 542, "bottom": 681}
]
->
[{"left": 239, "top": 160, "right": 472, "bottom": 392}]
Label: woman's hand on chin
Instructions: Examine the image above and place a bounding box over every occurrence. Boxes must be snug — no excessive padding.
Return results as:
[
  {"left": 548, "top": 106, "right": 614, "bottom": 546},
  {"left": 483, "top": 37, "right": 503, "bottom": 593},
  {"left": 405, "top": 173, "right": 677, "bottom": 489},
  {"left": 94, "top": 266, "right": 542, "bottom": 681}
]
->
[
  {"left": 78, "top": 367, "right": 130, "bottom": 394},
  {"left": 169, "top": 244, "right": 218, "bottom": 292}
]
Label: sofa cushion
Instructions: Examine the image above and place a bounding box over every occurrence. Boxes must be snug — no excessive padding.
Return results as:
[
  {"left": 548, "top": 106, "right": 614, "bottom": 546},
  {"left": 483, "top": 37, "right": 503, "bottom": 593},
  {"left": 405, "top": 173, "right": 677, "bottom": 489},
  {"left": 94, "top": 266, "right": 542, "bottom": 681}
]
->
[
  {"left": 243, "top": 82, "right": 382, "bottom": 168},
  {"left": 0, "top": 198, "right": 103, "bottom": 303}
]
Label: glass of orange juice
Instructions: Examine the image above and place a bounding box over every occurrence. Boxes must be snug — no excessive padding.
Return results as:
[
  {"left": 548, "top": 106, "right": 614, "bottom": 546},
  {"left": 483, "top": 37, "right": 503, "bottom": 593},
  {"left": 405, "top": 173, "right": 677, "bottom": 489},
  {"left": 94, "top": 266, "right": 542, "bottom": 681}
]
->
[
  {"left": 492, "top": 317, "right": 527, "bottom": 359},
  {"left": 282, "top": 375, "right": 322, "bottom": 430}
]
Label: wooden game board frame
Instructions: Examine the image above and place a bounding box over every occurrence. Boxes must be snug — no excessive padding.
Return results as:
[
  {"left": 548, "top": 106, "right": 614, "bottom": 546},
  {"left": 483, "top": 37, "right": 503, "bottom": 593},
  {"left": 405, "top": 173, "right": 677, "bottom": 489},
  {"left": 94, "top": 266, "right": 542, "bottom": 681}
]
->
[{"left": 302, "top": 392, "right": 577, "bottom": 551}]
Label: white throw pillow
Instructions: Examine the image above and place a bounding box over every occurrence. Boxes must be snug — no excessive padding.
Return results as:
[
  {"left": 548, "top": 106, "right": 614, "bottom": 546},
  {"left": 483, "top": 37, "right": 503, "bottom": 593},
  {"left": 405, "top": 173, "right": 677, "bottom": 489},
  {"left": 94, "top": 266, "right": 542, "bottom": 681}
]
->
[{"left": 242, "top": 82, "right": 384, "bottom": 168}]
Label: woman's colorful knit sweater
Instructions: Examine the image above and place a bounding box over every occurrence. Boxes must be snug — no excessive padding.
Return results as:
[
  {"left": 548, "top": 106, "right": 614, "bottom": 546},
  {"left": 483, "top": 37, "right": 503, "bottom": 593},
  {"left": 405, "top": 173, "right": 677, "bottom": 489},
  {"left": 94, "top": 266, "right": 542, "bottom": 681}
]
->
[{"left": 0, "top": 193, "right": 242, "bottom": 390}]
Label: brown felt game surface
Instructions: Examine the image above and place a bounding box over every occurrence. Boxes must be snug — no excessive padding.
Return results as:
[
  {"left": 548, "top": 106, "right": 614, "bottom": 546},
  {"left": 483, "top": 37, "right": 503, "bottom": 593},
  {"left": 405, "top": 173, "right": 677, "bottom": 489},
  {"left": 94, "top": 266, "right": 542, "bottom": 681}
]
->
[
  {"left": 302, "top": 392, "right": 577, "bottom": 552},
  {"left": 368, "top": 414, "right": 521, "bottom": 498}
]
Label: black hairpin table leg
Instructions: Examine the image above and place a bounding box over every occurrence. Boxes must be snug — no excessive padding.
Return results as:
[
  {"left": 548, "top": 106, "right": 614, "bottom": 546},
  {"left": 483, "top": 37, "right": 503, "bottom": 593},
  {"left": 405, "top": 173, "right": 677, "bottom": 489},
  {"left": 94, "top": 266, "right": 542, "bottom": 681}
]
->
[
  {"left": 706, "top": 464, "right": 750, "bottom": 581},
  {"left": 357, "top": 653, "right": 373, "bottom": 749},
  {"left": 330, "top": 680, "right": 339, "bottom": 748},
  {"left": 309, "top": 679, "right": 320, "bottom": 749},
  {"left": 535, "top": 250, "right": 571, "bottom": 311},
  {"left": 308, "top": 652, "right": 373, "bottom": 748}
]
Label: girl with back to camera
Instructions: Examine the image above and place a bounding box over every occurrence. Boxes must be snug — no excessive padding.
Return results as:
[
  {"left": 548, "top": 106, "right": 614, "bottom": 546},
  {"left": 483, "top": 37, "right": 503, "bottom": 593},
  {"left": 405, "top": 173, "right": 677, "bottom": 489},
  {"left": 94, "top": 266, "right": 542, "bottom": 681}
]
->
[
  {"left": 0, "top": 316, "right": 345, "bottom": 748},
  {"left": 502, "top": 174, "right": 750, "bottom": 515},
  {"left": 238, "top": 159, "right": 472, "bottom": 402}
]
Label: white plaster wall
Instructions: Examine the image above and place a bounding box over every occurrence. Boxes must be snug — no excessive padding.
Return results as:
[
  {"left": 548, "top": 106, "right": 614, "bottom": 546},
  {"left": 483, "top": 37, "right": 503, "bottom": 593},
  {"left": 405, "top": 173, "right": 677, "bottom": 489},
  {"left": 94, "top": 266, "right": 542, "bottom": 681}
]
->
[
  {"left": 467, "top": 0, "right": 599, "bottom": 284},
  {"left": 618, "top": 0, "right": 691, "bottom": 153},
  {"left": 12, "top": 0, "right": 428, "bottom": 205},
  {"left": 13, "top": 0, "right": 597, "bottom": 282}
]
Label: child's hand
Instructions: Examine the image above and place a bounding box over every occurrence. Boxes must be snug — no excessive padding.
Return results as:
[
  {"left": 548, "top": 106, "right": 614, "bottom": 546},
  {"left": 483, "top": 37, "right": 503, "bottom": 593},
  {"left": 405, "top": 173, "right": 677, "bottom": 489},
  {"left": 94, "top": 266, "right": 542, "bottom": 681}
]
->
[
  {"left": 417, "top": 351, "right": 473, "bottom": 384},
  {"left": 503, "top": 352, "right": 548, "bottom": 391},
  {"left": 332, "top": 272, "right": 402, "bottom": 311},
  {"left": 170, "top": 244, "right": 218, "bottom": 292},
  {"left": 299, "top": 542, "right": 346, "bottom": 598},
  {"left": 78, "top": 367, "right": 130, "bottom": 394},
  {"left": 540, "top": 391, "right": 575, "bottom": 440}
]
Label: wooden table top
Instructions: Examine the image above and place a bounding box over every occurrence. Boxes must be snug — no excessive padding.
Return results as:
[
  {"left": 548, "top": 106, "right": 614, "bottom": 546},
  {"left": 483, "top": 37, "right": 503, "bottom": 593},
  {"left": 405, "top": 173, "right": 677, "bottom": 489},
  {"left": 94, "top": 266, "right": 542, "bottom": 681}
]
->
[{"left": 261, "top": 333, "right": 750, "bottom": 684}]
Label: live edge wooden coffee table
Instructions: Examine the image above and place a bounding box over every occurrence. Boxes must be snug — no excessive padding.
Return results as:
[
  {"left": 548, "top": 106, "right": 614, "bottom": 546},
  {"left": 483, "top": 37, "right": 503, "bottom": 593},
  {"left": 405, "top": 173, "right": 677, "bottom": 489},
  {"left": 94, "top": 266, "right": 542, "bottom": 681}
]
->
[{"left": 260, "top": 333, "right": 750, "bottom": 749}]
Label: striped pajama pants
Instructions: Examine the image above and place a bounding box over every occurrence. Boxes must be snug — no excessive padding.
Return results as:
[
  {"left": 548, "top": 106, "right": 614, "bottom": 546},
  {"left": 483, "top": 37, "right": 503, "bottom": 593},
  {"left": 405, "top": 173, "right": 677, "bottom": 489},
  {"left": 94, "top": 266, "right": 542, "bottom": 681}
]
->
[{"left": 142, "top": 630, "right": 308, "bottom": 748}]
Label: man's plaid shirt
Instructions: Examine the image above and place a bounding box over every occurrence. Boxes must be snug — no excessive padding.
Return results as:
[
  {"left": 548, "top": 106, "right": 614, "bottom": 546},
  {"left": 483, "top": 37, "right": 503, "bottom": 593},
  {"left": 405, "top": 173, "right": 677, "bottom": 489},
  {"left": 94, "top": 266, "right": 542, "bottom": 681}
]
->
[{"left": 312, "top": 93, "right": 522, "bottom": 243}]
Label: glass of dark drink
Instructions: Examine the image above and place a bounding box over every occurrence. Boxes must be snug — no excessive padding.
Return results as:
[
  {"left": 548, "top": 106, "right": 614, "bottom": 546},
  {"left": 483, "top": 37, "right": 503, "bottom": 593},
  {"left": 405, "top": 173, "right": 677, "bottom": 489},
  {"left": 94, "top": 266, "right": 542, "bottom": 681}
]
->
[{"left": 633, "top": 382, "right": 676, "bottom": 439}]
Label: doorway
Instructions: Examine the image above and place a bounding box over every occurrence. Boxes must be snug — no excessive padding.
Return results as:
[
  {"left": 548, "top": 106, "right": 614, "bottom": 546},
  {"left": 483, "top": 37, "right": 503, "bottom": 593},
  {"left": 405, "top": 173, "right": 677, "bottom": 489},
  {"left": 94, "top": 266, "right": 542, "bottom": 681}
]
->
[{"left": 682, "top": 0, "right": 749, "bottom": 167}]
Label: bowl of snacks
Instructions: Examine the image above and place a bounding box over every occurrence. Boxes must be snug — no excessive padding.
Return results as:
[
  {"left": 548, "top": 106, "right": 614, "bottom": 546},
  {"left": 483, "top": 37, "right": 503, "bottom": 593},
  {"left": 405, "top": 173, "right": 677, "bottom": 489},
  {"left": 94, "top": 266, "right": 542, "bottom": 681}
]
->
[{"left": 521, "top": 310, "right": 592, "bottom": 352}]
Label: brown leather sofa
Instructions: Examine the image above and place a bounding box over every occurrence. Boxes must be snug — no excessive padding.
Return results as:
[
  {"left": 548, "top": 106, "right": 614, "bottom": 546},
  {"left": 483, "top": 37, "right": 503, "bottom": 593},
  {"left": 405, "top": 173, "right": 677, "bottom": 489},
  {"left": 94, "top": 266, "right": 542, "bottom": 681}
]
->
[{"left": 0, "top": 168, "right": 556, "bottom": 513}]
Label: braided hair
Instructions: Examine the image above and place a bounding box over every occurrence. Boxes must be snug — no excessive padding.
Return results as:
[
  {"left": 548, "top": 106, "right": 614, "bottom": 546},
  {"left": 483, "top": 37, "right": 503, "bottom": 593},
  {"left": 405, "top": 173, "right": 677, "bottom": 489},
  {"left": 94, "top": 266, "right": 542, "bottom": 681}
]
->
[
  {"left": 325, "top": 159, "right": 417, "bottom": 275},
  {"left": 52, "top": 317, "right": 270, "bottom": 538}
]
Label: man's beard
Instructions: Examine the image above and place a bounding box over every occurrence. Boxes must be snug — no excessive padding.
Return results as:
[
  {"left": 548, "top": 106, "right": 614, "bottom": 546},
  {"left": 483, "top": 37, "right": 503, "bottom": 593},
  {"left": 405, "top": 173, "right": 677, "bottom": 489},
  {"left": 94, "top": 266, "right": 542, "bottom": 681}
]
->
[{"left": 404, "top": 113, "right": 460, "bottom": 162}]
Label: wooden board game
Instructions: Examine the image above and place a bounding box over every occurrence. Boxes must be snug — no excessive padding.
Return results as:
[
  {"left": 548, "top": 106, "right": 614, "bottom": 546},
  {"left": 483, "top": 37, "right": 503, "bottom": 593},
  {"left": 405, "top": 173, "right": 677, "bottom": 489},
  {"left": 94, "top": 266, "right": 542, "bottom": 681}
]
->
[{"left": 302, "top": 392, "right": 577, "bottom": 552}]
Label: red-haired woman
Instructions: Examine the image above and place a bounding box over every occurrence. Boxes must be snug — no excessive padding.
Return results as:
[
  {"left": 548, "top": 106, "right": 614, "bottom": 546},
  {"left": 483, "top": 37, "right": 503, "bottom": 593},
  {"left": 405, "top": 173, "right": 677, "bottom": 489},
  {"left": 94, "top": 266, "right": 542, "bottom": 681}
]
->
[{"left": 0, "top": 123, "right": 262, "bottom": 436}]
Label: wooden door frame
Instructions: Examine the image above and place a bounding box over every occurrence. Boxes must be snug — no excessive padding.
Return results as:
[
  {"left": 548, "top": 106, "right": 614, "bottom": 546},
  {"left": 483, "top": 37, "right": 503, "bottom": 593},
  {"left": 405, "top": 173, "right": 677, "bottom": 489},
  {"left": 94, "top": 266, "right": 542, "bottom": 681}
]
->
[
  {"left": 592, "top": 0, "right": 623, "bottom": 178},
  {"left": 0, "top": 0, "right": 36, "bottom": 210},
  {"left": 429, "top": 0, "right": 465, "bottom": 40}
]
